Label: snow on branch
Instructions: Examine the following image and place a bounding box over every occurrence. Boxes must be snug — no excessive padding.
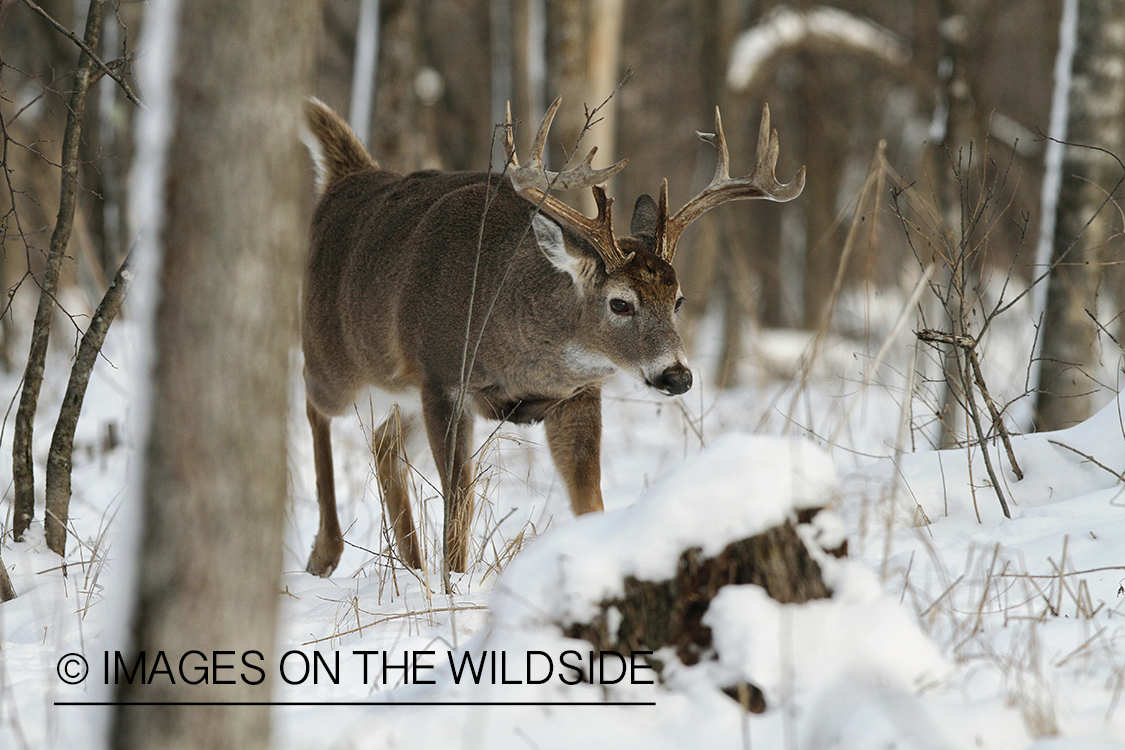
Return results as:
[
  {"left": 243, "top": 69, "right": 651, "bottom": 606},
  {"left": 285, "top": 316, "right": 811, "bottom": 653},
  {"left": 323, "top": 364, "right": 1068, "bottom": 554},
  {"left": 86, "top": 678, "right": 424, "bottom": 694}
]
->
[{"left": 728, "top": 5, "right": 910, "bottom": 92}]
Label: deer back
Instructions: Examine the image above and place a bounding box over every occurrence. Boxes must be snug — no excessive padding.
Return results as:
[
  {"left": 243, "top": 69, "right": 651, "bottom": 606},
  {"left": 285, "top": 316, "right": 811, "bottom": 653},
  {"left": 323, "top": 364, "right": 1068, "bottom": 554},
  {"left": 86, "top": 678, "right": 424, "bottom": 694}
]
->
[{"left": 304, "top": 168, "right": 612, "bottom": 415}]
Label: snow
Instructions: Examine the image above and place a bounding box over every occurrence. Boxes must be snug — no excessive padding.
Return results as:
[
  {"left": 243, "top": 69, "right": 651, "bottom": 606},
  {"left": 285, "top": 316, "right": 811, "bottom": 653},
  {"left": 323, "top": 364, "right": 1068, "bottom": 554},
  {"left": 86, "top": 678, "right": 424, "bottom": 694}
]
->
[
  {"left": 728, "top": 6, "right": 910, "bottom": 93},
  {"left": 4, "top": 296, "right": 1125, "bottom": 750},
  {"left": 491, "top": 432, "right": 837, "bottom": 628}
]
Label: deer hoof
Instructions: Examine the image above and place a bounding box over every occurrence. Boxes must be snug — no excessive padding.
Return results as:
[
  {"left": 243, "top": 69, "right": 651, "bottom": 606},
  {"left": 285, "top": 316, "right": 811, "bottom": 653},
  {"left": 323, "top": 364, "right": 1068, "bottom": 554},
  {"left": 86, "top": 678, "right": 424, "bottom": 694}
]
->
[{"left": 306, "top": 538, "right": 343, "bottom": 577}]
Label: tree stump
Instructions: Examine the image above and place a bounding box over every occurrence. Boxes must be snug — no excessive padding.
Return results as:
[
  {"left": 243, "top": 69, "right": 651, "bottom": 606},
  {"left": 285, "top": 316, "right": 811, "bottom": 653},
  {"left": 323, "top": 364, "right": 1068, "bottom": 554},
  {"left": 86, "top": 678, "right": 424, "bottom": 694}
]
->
[{"left": 563, "top": 509, "right": 846, "bottom": 712}]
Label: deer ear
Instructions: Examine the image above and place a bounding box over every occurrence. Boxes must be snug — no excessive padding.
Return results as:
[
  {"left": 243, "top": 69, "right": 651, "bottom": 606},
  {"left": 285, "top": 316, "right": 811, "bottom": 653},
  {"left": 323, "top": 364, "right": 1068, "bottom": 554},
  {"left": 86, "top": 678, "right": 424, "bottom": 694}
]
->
[
  {"left": 630, "top": 194, "right": 659, "bottom": 237},
  {"left": 532, "top": 214, "right": 594, "bottom": 286}
]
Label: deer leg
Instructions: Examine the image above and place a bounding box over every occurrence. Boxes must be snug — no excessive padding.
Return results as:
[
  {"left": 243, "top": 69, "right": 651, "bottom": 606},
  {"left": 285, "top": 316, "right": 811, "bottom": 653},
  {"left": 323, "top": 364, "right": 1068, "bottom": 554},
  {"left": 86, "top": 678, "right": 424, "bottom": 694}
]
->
[
  {"left": 421, "top": 386, "right": 476, "bottom": 574},
  {"left": 306, "top": 400, "right": 344, "bottom": 576},
  {"left": 543, "top": 386, "right": 604, "bottom": 515},
  {"left": 372, "top": 408, "right": 423, "bottom": 569}
]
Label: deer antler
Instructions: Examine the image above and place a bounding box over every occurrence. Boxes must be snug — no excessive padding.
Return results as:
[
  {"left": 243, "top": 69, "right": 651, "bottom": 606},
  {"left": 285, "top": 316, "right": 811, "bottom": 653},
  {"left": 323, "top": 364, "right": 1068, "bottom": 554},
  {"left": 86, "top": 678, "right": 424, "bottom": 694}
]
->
[
  {"left": 504, "top": 98, "right": 634, "bottom": 274},
  {"left": 654, "top": 104, "right": 805, "bottom": 263}
]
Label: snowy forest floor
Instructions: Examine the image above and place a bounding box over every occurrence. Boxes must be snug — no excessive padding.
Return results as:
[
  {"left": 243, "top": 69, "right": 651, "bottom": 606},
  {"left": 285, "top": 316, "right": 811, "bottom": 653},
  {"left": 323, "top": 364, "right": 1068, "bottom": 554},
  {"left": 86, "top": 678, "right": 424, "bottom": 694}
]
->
[{"left": 3, "top": 285, "right": 1125, "bottom": 750}]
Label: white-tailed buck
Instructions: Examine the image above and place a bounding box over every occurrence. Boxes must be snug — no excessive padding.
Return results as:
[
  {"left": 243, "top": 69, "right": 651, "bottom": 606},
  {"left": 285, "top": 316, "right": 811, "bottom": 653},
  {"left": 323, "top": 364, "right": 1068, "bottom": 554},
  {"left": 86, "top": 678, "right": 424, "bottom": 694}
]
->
[{"left": 301, "top": 97, "right": 804, "bottom": 577}]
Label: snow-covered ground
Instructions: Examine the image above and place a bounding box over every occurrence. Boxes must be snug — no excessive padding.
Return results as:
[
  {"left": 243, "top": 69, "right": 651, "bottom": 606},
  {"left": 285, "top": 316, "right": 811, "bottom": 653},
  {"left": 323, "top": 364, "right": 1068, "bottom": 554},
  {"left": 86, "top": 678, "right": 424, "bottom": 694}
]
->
[{"left": 3, "top": 287, "right": 1125, "bottom": 749}]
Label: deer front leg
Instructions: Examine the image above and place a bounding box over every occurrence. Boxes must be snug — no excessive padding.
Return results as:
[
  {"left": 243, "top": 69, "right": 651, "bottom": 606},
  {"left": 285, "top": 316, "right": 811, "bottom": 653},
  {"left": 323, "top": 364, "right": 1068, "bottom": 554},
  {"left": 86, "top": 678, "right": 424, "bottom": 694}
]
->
[
  {"left": 421, "top": 385, "right": 476, "bottom": 574},
  {"left": 544, "top": 386, "right": 604, "bottom": 515},
  {"left": 306, "top": 400, "right": 344, "bottom": 576}
]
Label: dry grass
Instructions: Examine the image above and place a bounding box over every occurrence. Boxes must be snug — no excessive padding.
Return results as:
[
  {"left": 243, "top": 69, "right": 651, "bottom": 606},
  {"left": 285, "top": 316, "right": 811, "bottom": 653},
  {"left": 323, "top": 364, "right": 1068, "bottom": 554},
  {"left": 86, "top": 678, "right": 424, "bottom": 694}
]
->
[{"left": 886, "top": 533, "right": 1125, "bottom": 737}]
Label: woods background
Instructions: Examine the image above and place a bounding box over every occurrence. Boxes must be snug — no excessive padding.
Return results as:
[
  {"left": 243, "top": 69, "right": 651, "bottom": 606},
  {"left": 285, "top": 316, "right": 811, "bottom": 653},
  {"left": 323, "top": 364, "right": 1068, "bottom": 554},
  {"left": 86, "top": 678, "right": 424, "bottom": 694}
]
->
[
  {"left": 1, "top": 0, "right": 1119, "bottom": 450},
  {"left": 2, "top": 3, "right": 1124, "bottom": 746}
]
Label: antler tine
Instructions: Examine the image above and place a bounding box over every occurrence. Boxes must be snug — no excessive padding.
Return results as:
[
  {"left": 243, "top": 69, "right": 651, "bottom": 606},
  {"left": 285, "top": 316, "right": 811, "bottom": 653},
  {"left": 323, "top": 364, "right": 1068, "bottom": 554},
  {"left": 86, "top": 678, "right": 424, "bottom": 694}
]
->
[
  {"left": 586, "top": 187, "right": 635, "bottom": 273},
  {"left": 508, "top": 97, "right": 629, "bottom": 194},
  {"left": 698, "top": 106, "right": 730, "bottom": 186},
  {"left": 757, "top": 104, "right": 773, "bottom": 176},
  {"left": 503, "top": 101, "right": 519, "bottom": 168},
  {"left": 656, "top": 103, "right": 805, "bottom": 263},
  {"left": 521, "top": 184, "right": 634, "bottom": 274},
  {"left": 527, "top": 96, "right": 562, "bottom": 170},
  {"left": 506, "top": 97, "right": 634, "bottom": 274}
]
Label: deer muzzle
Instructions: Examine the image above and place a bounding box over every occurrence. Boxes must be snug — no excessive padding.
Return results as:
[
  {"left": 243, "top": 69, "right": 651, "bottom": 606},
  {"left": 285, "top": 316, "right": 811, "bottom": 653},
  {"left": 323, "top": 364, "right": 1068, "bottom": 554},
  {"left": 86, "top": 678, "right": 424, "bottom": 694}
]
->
[{"left": 656, "top": 363, "right": 693, "bottom": 395}]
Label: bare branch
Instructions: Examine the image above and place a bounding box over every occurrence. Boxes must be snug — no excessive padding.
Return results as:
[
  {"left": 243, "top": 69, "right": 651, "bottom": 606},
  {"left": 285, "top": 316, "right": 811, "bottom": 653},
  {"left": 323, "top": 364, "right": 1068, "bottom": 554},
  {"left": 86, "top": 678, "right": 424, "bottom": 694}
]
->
[
  {"left": 1047, "top": 439, "right": 1125, "bottom": 484},
  {"left": 20, "top": 0, "right": 144, "bottom": 109}
]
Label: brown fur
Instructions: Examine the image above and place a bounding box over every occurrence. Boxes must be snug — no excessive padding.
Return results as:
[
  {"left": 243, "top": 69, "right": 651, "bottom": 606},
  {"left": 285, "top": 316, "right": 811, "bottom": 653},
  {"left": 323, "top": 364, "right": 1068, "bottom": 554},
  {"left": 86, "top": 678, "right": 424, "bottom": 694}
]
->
[
  {"left": 301, "top": 100, "right": 691, "bottom": 577},
  {"left": 305, "top": 99, "right": 378, "bottom": 191}
]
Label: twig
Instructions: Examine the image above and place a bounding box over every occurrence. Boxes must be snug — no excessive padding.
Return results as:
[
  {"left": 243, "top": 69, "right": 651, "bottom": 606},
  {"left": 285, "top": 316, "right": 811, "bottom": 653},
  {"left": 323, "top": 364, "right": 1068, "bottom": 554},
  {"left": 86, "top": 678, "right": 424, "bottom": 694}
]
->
[
  {"left": 20, "top": 0, "right": 144, "bottom": 109},
  {"left": 301, "top": 604, "right": 488, "bottom": 645},
  {"left": 1087, "top": 308, "right": 1125, "bottom": 353},
  {"left": 440, "top": 73, "right": 632, "bottom": 591},
  {"left": 916, "top": 328, "right": 978, "bottom": 349},
  {"left": 916, "top": 327, "right": 1023, "bottom": 481},
  {"left": 969, "top": 348, "right": 1023, "bottom": 480},
  {"left": 1047, "top": 439, "right": 1125, "bottom": 483},
  {"left": 960, "top": 353, "right": 1011, "bottom": 518}
]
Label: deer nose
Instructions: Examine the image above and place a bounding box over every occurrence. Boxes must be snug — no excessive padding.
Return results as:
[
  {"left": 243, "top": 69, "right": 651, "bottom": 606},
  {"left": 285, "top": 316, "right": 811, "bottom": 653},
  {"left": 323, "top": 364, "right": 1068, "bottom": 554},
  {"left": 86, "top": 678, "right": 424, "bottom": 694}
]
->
[{"left": 660, "top": 364, "right": 692, "bottom": 395}]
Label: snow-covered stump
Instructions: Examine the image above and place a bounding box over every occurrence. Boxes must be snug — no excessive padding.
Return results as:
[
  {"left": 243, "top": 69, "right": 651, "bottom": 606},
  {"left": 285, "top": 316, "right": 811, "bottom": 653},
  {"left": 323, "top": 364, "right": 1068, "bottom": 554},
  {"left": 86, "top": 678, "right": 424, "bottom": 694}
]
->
[
  {"left": 487, "top": 435, "right": 895, "bottom": 714},
  {"left": 563, "top": 509, "right": 847, "bottom": 712}
]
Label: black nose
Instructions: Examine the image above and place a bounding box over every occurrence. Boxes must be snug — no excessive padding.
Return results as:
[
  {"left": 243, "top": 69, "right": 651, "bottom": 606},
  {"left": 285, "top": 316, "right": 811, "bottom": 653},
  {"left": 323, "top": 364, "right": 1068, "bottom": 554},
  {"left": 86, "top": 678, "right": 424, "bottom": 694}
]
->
[{"left": 661, "top": 365, "right": 692, "bottom": 395}]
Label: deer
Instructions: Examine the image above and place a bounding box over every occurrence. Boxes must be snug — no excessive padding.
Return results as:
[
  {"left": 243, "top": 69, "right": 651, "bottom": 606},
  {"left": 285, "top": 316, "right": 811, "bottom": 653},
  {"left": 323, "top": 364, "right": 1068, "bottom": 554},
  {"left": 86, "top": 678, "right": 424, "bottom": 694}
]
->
[{"left": 300, "top": 96, "right": 804, "bottom": 579}]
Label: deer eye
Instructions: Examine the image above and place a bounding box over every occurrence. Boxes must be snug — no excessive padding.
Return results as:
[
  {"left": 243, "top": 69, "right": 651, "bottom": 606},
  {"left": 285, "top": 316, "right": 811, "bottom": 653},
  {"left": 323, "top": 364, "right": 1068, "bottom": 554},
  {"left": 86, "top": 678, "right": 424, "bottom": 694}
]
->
[
  {"left": 609, "top": 298, "right": 635, "bottom": 316},
  {"left": 675, "top": 297, "right": 685, "bottom": 312}
]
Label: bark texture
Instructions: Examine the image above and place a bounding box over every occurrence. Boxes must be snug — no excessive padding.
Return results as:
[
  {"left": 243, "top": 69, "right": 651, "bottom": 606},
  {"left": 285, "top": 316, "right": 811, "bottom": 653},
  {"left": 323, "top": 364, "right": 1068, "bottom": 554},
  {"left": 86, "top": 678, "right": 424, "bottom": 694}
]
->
[
  {"left": 1036, "top": 0, "right": 1125, "bottom": 430},
  {"left": 0, "top": 551, "right": 15, "bottom": 602},
  {"left": 112, "top": 2, "right": 315, "bottom": 749},
  {"left": 45, "top": 250, "right": 132, "bottom": 556}
]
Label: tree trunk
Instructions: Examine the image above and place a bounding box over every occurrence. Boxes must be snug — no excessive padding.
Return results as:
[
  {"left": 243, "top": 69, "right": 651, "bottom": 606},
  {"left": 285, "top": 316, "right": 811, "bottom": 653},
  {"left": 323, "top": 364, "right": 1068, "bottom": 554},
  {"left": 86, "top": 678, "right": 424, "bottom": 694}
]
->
[
  {"left": 924, "top": 0, "right": 979, "bottom": 448},
  {"left": 372, "top": 0, "right": 430, "bottom": 171},
  {"left": 44, "top": 250, "right": 133, "bottom": 556},
  {"left": 111, "top": 1, "right": 314, "bottom": 748},
  {"left": 1035, "top": 0, "right": 1125, "bottom": 431},
  {"left": 11, "top": 0, "right": 104, "bottom": 541},
  {"left": 348, "top": 0, "right": 380, "bottom": 148},
  {"left": 799, "top": 53, "right": 847, "bottom": 331},
  {"left": 0, "top": 551, "right": 15, "bottom": 602}
]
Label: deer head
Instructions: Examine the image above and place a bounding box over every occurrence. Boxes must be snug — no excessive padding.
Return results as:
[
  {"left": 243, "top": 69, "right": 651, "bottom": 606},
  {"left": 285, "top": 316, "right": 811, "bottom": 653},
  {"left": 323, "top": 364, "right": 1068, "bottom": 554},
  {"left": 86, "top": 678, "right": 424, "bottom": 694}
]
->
[{"left": 502, "top": 98, "right": 805, "bottom": 396}]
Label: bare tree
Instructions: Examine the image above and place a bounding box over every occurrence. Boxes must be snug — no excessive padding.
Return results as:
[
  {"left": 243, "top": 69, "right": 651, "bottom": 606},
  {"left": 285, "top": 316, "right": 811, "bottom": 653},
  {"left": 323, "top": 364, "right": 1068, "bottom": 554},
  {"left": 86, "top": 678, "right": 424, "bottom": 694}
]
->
[
  {"left": 11, "top": 0, "right": 105, "bottom": 542},
  {"left": 45, "top": 249, "right": 133, "bottom": 555},
  {"left": 5, "top": 0, "right": 142, "bottom": 544},
  {"left": 1035, "top": 0, "right": 1125, "bottom": 430},
  {"left": 112, "top": 1, "right": 314, "bottom": 748}
]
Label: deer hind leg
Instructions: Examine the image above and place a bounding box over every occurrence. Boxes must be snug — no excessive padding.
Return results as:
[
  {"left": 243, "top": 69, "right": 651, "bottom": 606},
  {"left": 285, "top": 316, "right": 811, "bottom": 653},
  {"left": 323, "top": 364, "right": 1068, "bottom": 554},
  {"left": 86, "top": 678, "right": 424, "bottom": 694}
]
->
[
  {"left": 544, "top": 386, "right": 604, "bottom": 515},
  {"left": 421, "top": 386, "right": 476, "bottom": 574},
  {"left": 372, "top": 407, "right": 423, "bottom": 569},
  {"left": 306, "top": 400, "right": 345, "bottom": 576}
]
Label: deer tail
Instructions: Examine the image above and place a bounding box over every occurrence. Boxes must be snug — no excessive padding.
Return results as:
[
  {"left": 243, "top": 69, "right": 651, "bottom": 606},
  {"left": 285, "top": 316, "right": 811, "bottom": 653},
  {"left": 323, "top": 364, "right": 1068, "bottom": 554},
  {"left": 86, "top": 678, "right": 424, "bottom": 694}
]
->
[{"left": 302, "top": 97, "right": 378, "bottom": 193}]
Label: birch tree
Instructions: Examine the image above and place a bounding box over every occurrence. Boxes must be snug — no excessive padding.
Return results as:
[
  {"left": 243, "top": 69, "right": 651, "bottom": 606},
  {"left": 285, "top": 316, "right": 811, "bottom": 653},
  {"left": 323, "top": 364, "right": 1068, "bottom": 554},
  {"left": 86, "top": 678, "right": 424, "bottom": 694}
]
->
[{"left": 1035, "top": 0, "right": 1125, "bottom": 430}]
